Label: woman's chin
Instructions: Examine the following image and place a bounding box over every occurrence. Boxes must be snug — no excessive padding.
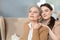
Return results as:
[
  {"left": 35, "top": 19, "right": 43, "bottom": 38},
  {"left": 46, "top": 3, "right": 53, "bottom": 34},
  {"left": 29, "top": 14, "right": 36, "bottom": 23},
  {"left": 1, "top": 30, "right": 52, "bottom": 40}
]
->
[{"left": 29, "top": 19, "right": 36, "bottom": 21}]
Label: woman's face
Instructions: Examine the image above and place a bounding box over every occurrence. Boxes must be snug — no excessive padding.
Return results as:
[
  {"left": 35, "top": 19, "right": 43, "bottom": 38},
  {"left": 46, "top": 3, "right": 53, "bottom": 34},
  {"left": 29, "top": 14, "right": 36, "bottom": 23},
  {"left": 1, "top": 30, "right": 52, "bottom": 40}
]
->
[
  {"left": 41, "top": 6, "right": 52, "bottom": 20},
  {"left": 28, "top": 7, "right": 41, "bottom": 21}
]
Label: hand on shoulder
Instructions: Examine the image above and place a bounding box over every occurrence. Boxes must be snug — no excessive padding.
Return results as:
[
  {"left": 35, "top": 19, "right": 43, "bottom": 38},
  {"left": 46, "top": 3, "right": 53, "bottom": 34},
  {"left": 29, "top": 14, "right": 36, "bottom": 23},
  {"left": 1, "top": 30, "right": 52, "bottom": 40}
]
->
[{"left": 33, "top": 23, "right": 42, "bottom": 29}]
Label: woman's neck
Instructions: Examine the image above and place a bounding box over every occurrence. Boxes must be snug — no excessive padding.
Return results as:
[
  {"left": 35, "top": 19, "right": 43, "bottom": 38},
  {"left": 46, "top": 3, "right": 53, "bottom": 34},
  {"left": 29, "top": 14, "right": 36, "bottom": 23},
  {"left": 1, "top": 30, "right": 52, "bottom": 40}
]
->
[
  {"left": 30, "top": 20, "right": 38, "bottom": 26},
  {"left": 42, "top": 18, "right": 51, "bottom": 25}
]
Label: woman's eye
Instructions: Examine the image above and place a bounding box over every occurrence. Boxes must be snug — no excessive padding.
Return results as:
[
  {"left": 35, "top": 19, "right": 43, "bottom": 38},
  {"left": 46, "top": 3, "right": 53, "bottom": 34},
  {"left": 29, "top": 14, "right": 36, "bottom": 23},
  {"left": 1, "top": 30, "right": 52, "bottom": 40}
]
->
[
  {"left": 45, "top": 9, "right": 49, "bottom": 12},
  {"left": 34, "top": 11, "right": 38, "bottom": 13}
]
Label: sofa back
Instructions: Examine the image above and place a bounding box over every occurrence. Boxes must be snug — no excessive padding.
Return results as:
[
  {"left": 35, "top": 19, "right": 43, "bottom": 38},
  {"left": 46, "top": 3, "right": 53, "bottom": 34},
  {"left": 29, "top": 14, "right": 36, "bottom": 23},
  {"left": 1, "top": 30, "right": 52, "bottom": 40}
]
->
[
  {"left": 0, "top": 17, "right": 5, "bottom": 40},
  {"left": 0, "top": 17, "right": 29, "bottom": 40},
  {"left": 5, "top": 18, "right": 29, "bottom": 40}
]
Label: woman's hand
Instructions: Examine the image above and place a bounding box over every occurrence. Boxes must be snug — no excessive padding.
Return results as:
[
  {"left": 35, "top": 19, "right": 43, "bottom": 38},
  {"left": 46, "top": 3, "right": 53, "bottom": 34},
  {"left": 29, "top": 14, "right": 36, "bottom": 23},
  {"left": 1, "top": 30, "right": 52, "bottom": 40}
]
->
[{"left": 33, "top": 23, "right": 41, "bottom": 29}]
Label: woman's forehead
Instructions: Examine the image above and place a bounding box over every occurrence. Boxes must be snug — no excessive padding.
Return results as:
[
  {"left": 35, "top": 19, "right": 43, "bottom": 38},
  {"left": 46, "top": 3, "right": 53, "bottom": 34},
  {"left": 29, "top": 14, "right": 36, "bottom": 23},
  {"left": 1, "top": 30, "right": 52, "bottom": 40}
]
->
[{"left": 41, "top": 6, "right": 51, "bottom": 10}]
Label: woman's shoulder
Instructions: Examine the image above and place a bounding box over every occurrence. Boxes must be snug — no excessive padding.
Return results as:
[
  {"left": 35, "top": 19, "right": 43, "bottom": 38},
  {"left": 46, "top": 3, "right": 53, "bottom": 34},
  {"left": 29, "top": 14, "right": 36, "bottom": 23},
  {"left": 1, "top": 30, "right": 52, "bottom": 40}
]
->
[
  {"left": 53, "top": 20, "right": 60, "bottom": 34},
  {"left": 53, "top": 20, "right": 60, "bottom": 31},
  {"left": 54, "top": 20, "right": 60, "bottom": 26},
  {"left": 23, "top": 21, "right": 30, "bottom": 27},
  {"left": 24, "top": 20, "right": 30, "bottom": 25},
  {"left": 55, "top": 20, "right": 60, "bottom": 23},
  {"left": 53, "top": 20, "right": 60, "bottom": 40}
]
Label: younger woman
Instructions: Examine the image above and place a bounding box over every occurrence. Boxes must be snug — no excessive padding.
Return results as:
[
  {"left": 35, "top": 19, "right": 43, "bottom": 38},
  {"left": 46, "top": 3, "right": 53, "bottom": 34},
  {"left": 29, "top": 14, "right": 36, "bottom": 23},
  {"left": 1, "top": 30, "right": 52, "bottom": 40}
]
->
[{"left": 40, "top": 3, "right": 60, "bottom": 40}]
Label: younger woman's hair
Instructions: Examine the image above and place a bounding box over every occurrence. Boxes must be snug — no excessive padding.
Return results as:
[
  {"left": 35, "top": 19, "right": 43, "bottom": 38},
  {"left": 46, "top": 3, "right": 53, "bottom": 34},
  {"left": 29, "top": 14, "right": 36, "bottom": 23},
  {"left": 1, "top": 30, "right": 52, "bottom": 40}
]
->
[
  {"left": 29, "top": 5, "right": 42, "bottom": 16},
  {"left": 40, "top": 3, "right": 53, "bottom": 11},
  {"left": 40, "top": 3, "right": 55, "bottom": 29}
]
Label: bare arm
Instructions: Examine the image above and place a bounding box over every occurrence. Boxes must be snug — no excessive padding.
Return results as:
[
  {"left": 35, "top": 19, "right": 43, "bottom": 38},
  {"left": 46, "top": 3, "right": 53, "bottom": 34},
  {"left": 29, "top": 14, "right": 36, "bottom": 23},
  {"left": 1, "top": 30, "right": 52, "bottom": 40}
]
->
[
  {"left": 48, "top": 27, "right": 59, "bottom": 40},
  {"left": 41, "top": 24, "right": 59, "bottom": 40}
]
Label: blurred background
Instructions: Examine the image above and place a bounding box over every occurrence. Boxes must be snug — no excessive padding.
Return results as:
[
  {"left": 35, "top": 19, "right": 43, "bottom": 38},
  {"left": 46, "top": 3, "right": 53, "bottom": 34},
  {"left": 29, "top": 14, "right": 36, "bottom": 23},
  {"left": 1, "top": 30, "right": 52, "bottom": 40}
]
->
[{"left": 0, "top": 0, "right": 60, "bottom": 19}]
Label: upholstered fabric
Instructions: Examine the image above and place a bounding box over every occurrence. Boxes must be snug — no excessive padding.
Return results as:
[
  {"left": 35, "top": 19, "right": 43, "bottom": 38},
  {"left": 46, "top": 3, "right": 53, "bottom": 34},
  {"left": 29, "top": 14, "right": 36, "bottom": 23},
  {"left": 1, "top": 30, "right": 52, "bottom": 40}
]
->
[
  {"left": 0, "top": 17, "right": 29, "bottom": 40},
  {"left": 0, "top": 16, "right": 5, "bottom": 40},
  {"left": 4, "top": 18, "right": 29, "bottom": 40}
]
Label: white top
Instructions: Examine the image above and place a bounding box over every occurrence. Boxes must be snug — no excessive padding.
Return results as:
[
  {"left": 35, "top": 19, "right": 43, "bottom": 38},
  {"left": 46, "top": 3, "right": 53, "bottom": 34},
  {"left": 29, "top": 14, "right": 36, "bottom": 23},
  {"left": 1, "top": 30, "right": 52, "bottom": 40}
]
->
[{"left": 28, "top": 23, "right": 33, "bottom": 40}]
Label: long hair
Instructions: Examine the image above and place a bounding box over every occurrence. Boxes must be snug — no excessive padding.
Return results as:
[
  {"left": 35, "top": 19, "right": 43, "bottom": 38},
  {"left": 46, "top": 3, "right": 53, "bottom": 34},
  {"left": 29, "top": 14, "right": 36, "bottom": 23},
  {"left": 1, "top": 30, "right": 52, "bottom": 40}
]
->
[{"left": 48, "top": 16, "right": 55, "bottom": 30}]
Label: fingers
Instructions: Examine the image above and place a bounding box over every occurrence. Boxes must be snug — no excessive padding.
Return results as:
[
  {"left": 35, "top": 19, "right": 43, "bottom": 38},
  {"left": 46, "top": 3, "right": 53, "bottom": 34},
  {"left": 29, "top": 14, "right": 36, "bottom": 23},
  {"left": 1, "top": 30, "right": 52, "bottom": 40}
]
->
[{"left": 33, "top": 23, "right": 41, "bottom": 29}]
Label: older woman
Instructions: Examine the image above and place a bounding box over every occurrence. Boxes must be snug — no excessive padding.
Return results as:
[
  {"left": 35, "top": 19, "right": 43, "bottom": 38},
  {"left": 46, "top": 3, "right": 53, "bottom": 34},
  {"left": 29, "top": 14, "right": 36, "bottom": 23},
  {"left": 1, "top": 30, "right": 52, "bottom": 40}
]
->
[{"left": 20, "top": 5, "right": 49, "bottom": 40}]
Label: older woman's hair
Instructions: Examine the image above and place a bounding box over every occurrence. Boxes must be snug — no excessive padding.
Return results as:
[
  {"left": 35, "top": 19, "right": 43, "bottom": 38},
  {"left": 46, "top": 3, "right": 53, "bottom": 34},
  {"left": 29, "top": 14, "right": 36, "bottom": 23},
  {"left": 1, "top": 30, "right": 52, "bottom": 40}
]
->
[{"left": 28, "top": 5, "right": 42, "bottom": 16}]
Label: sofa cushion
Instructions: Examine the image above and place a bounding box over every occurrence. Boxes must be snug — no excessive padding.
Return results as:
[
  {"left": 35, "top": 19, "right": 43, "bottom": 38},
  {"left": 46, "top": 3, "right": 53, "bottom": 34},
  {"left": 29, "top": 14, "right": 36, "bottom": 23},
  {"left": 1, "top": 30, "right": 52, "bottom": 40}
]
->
[{"left": 4, "top": 18, "right": 29, "bottom": 40}]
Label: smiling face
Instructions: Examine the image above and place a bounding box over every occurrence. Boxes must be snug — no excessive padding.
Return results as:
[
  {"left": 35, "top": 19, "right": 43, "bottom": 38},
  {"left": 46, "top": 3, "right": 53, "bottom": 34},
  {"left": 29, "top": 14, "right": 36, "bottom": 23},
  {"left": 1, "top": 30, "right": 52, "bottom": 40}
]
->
[
  {"left": 41, "top": 6, "right": 52, "bottom": 20},
  {"left": 28, "top": 6, "right": 41, "bottom": 21}
]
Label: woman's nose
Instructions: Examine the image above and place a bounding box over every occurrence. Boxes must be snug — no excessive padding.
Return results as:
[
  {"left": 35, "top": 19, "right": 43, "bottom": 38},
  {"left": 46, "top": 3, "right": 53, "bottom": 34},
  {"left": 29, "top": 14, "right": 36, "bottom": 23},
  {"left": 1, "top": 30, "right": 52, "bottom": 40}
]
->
[
  {"left": 31, "top": 12, "right": 34, "bottom": 15},
  {"left": 42, "top": 13, "right": 45, "bottom": 15}
]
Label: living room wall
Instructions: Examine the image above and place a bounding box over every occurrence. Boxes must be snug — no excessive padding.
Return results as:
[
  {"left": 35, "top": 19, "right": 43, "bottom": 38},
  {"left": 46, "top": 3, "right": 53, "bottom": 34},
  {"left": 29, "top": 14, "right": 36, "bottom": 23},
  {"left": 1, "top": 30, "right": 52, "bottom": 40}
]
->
[{"left": 0, "top": 0, "right": 60, "bottom": 19}]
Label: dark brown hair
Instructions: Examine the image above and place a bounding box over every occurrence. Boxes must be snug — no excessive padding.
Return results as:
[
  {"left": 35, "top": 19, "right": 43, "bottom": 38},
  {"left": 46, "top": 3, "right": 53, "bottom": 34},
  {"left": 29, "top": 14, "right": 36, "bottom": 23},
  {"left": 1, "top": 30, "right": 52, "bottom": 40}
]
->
[{"left": 40, "top": 3, "right": 53, "bottom": 11}]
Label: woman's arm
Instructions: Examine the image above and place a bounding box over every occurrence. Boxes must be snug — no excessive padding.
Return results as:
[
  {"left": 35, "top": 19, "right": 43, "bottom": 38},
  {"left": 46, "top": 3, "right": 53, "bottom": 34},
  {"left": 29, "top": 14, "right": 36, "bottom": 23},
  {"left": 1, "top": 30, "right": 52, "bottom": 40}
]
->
[
  {"left": 41, "top": 24, "right": 59, "bottom": 40},
  {"left": 48, "top": 27, "right": 59, "bottom": 40},
  {"left": 32, "top": 23, "right": 49, "bottom": 40},
  {"left": 39, "top": 27, "right": 49, "bottom": 40}
]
